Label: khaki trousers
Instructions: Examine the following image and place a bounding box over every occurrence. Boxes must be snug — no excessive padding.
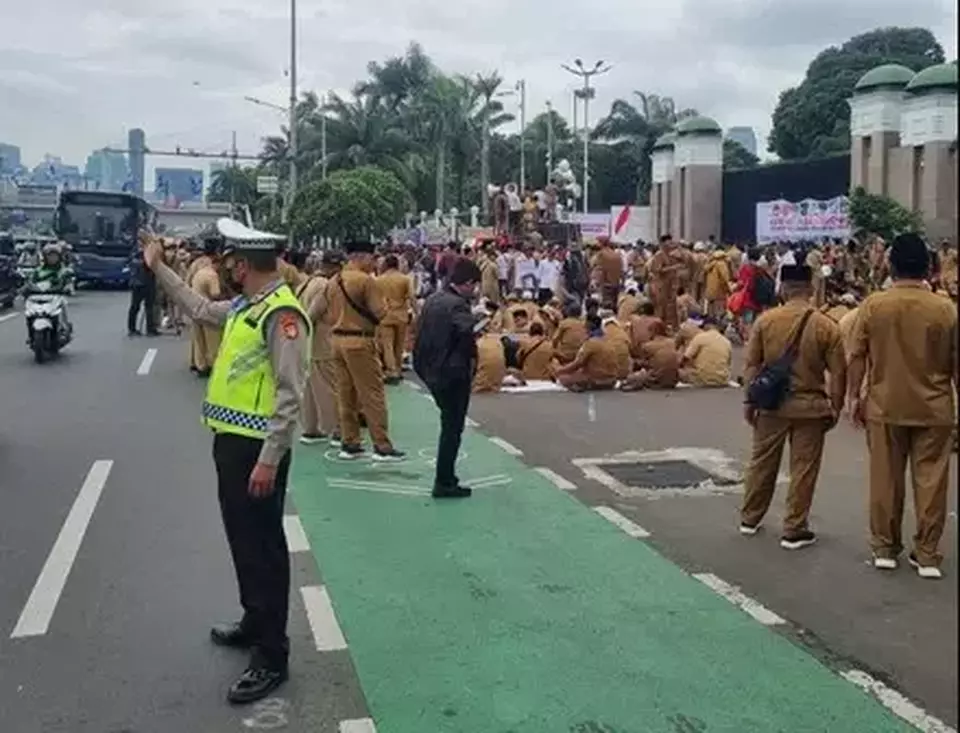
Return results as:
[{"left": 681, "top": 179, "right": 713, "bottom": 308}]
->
[
  {"left": 302, "top": 359, "right": 338, "bottom": 436},
  {"left": 741, "top": 415, "right": 831, "bottom": 532},
  {"left": 377, "top": 323, "right": 407, "bottom": 379},
  {"left": 866, "top": 422, "right": 953, "bottom": 566},
  {"left": 332, "top": 336, "right": 392, "bottom": 450},
  {"left": 190, "top": 323, "right": 221, "bottom": 370}
]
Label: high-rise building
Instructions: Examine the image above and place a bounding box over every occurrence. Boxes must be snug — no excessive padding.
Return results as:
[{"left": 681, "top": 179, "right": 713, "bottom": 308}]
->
[
  {"left": 0, "top": 143, "right": 21, "bottom": 175},
  {"left": 726, "top": 126, "right": 757, "bottom": 156},
  {"left": 30, "top": 155, "right": 83, "bottom": 188},
  {"left": 154, "top": 167, "right": 204, "bottom": 205},
  {"left": 85, "top": 147, "right": 130, "bottom": 192},
  {"left": 128, "top": 128, "right": 146, "bottom": 197}
]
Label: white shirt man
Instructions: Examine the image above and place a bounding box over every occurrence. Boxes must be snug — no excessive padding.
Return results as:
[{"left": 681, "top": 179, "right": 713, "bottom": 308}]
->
[{"left": 537, "top": 255, "right": 561, "bottom": 294}]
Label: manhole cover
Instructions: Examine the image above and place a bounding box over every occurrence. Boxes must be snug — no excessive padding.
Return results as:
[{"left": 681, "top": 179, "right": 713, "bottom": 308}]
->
[{"left": 599, "top": 460, "right": 737, "bottom": 489}]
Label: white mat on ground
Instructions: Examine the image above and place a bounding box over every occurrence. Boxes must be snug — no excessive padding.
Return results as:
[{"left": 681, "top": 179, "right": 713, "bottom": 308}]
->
[
  {"left": 501, "top": 378, "right": 568, "bottom": 393},
  {"left": 677, "top": 380, "right": 741, "bottom": 389}
]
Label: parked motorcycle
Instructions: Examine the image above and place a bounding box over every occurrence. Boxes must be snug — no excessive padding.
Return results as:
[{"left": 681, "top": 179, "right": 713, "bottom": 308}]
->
[{"left": 24, "top": 281, "right": 73, "bottom": 363}]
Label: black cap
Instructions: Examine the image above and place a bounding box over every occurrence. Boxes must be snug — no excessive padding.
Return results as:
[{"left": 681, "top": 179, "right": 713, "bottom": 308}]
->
[
  {"left": 321, "top": 250, "right": 345, "bottom": 266},
  {"left": 450, "top": 257, "right": 481, "bottom": 285},
  {"left": 343, "top": 240, "right": 376, "bottom": 254},
  {"left": 780, "top": 264, "right": 812, "bottom": 283}
]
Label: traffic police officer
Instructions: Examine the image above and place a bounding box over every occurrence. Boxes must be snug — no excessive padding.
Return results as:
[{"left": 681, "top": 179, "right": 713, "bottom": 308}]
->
[{"left": 143, "top": 221, "right": 310, "bottom": 705}]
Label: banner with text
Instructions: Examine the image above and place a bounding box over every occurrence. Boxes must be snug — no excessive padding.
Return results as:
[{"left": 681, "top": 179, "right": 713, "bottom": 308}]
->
[{"left": 755, "top": 196, "right": 851, "bottom": 244}]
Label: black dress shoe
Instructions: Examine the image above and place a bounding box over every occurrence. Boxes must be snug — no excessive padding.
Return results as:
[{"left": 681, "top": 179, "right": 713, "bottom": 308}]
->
[
  {"left": 227, "top": 666, "right": 288, "bottom": 705},
  {"left": 210, "top": 622, "right": 253, "bottom": 649},
  {"left": 432, "top": 484, "right": 472, "bottom": 499}
]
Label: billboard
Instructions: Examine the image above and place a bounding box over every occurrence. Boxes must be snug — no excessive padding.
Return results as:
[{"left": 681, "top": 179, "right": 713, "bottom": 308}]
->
[
  {"left": 755, "top": 196, "right": 851, "bottom": 244},
  {"left": 154, "top": 167, "right": 204, "bottom": 205}
]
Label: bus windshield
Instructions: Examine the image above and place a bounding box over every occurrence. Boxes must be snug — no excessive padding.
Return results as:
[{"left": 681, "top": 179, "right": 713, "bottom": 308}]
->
[{"left": 58, "top": 202, "right": 137, "bottom": 244}]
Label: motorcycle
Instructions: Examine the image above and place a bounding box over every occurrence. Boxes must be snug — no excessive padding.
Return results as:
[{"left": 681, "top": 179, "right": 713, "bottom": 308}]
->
[{"left": 24, "top": 280, "right": 73, "bottom": 363}]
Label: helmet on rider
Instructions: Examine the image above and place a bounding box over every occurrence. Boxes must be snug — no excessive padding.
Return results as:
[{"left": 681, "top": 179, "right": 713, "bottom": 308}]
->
[{"left": 42, "top": 242, "right": 61, "bottom": 267}]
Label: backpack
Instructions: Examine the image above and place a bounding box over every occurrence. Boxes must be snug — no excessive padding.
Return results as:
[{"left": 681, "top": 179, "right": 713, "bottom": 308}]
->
[
  {"left": 564, "top": 253, "right": 590, "bottom": 294},
  {"left": 752, "top": 269, "right": 777, "bottom": 308},
  {"left": 746, "top": 309, "right": 813, "bottom": 410}
]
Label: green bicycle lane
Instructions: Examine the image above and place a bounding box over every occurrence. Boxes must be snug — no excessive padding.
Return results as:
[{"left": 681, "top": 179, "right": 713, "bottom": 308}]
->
[{"left": 291, "top": 386, "right": 913, "bottom": 733}]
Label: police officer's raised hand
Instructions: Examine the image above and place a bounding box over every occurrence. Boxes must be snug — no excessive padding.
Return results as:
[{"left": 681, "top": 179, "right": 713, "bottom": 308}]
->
[{"left": 248, "top": 462, "right": 278, "bottom": 497}]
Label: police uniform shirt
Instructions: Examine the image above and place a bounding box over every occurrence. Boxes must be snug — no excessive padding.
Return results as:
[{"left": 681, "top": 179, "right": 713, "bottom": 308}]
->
[{"left": 153, "top": 260, "right": 310, "bottom": 465}]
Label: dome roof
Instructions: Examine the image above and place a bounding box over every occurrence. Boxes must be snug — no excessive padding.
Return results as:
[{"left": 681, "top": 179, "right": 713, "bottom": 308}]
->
[
  {"left": 675, "top": 115, "right": 722, "bottom": 136},
  {"left": 906, "top": 63, "right": 958, "bottom": 94},
  {"left": 652, "top": 133, "right": 676, "bottom": 150},
  {"left": 854, "top": 64, "right": 915, "bottom": 93}
]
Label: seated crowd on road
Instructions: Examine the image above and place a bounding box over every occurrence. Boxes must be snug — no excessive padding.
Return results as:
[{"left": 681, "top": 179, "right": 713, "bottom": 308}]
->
[{"left": 142, "top": 227, "right": 958, "bottom": 579}]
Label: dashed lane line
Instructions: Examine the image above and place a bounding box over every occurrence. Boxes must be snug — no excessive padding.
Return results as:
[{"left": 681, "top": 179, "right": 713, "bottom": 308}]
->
[
  {"left": 136, "top": 348, "right": 158, "bottom": 375},
  {"left": 465, "top": 417, "right": 480, "bottom": 428},
  {"left": 283, "top": 515, "right": 310, "bottom": 553},
  {"left": 593, "top": 506, "right": 651, "bottom": 538},
  {"left": 840, "top": 670, "right": 957, "bottom": 733},
  {"left": 0, "top": 311, "right": 18, "bottom": 324},
  {"left": 488, "top": 436, "right": 523, "bottom": 456},
  {"left": 300, "top": 585, "right": 348, "bottom": 651},
  {"left": 534, "top": 466, "right": 578, "bottom": 491},
  {"left": 692, "top": 572, "right": 786, "bottom": 626},
  {"left": 11, "top": 460, "right": 114, "bottom": 638},
  {"left": 339, "top": 719, "right": 378, "bottom": 733}
]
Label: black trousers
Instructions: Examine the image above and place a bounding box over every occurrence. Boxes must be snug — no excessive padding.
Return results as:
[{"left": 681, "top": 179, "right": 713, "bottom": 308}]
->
[
  {"left": 429, "top": 378, "right": 472, "bottom": 488},
  {"left": 213, "top": 433, "right": 291, "bottom": 671},
  {"left": 127, "top": 285, "right": 156, "bottom": 333}
]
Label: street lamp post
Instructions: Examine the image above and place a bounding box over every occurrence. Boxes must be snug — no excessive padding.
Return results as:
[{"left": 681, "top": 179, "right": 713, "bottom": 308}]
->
[
  {"left": 287, "top": 0, "right": 298, "bottom": 245},
  {"left": 545, "top": 101, "right": 554, "bottom": 186},
  {"left": 497, "top": 80, "right": 527, "bottom": 192},
  {"left": 562, "top": 59, "right": 611, "bottom": 213}
]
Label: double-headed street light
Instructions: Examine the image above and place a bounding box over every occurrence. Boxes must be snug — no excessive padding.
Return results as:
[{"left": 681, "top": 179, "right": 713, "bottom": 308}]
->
[{"left": 561, "top": 59, "right": 611, "bottom": 213}]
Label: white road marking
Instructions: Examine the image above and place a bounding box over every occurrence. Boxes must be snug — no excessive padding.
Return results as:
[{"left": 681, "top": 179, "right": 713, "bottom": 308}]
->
[
  {"left": 403, "top": 379, "right": 421, "bottom": 391},
  {"left": 535, "top": 467, "right": 578, "bottom": 491},
  {"left": 692, "top": 572, "right": 785, "bottom": 626},
  {"left": 840, "top": 670, "right": 956, "bottom": 733},
  {"left": 136, "top": 348, "right": 157, "bottom": 375},
  {"left": 283, "top": 515, "right": 309, "bottom": 553},
  {"left": 465, "top": 417, "right": 480, "bottom": 428},
  {"left": 242, "top": 697, "right": 290, "bottom": 729},
  {"left": 328, "top": 475, "right": 512, "bottom": 497},
  {"left": 340, "top": 719, "right": 378, "bottom": 733},
  {"left": 301, "top": 585, "right": 348, "bottom": 651},
  {"left": 0, "top": 311, "right": 18, "bottom": 324},
  {"left": 489, "top": 436, "right": 523, "bottom": 456},
  {"left": 593, "top": 506, "right": 650, "bottom": 538},
  {"left": 11, "top": 460, "right": 113, "bottom": 638},
  {"left": 587, "top": 393, "right": 597, "bottom": 422}
]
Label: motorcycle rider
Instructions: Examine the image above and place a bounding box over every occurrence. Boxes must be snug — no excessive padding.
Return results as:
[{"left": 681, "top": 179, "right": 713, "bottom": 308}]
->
[{"left": 24, "top": 242, "right": 74, "bottom": 339}]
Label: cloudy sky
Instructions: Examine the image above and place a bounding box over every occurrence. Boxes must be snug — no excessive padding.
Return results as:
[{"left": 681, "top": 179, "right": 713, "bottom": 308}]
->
[{"left": 0, "top": 0, "right": 956, "bottom": 181}]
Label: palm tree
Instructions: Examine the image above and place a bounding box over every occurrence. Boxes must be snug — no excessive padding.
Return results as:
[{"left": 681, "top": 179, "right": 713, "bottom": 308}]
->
[
  {"left": 208, "top": 167, "right": 259, "bottom": 206},
  {"left": 473, "top": 72, "right": 504, "bottom": 218}
]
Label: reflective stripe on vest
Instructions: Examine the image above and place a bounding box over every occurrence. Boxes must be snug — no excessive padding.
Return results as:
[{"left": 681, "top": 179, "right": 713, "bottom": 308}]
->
[{"left": 202, "top": 282, "right": 310, "bottom": 439}]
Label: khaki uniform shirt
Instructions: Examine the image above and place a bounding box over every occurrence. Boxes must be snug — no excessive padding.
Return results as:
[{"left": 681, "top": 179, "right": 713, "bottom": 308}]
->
[
  {"left": 473, "top": 334, "right": 506, "bottom": 393},
  {"left": 683, "top": 329, "right": 732, "bottom": 386},
  {"left": 329, "top": 265, "right": 386, "bottom": 335},
  {"left": 639, "top": 337, "right": 681, "bottom": 388},
  {"left": 745, "top": 300, "right": 846, "bottom": 419},
  {"left": 376, "top": 269, "right": 414, "bottom": 326},
  {"left": 576, "top": 336, "right": 621, "bottom": 383},
  {"left": 552, "top": 317, "right": 588, "bottom": 363},
  {"left": 518, "top": 336, "right": 555, "bottom": 380},
  {"left": 849, "top": 283, "right": 957, "bottom": 426},
  {"left": 298, "top": 275, "right": 333, "bottom": 361}
]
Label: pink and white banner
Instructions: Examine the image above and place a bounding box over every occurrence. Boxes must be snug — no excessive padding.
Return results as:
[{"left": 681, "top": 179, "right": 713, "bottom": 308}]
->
[{"left": 755, "top": 196, "right": 851, "bottom": 244}]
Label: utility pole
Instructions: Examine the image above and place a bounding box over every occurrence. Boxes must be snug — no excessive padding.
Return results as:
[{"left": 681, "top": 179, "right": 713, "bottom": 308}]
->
[
  {"left": 562, "top": 59, "right": 612, "bottom": 214},
  {"left": 287, "top": 0, "right": 298, "bottom": 245},
  {"left": 517, "top": 80, "right": 527, "bottom": 192},
  {"left": 230, "top": 130, "right": 238, "bottom": 209},
  {"left": 545, "top": 101, "right": 554, "bottom": 185},
  {"left": 321, "top": 93, "right": 328, "bottom": 180}
]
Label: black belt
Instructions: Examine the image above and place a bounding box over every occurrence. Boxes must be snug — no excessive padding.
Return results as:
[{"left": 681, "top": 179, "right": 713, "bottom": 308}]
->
[{"left": 333, "top": 328, "right": 375, "bottom": 337}]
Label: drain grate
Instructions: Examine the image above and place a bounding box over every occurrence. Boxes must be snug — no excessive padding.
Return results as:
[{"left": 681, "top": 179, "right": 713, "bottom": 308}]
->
[{"left": 599, "top": 459, "right": 738, "bottom": 490}]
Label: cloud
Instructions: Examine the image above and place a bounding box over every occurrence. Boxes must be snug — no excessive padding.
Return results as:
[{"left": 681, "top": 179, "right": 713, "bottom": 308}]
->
[{"left": 0, "top": 0, "right": 956, "bottom": 176}]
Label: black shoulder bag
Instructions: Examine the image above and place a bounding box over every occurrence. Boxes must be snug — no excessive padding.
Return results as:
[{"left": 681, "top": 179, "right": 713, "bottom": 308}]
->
[
  {"left": 746, "top": 309, "right": 814, "bottom": 411},
  {"left": 336, "top": 275, "right": 380, "bottom": 326}
]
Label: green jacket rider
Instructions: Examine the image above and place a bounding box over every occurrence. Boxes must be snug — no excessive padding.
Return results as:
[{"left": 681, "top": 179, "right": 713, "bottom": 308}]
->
[{"left": 27, "top": 244, "right": 74, "bottom": 292}]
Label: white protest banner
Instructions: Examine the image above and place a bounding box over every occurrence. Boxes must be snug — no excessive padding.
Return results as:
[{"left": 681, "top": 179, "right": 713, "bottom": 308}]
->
[
  {"left": 755, "top": 196, "right": 851, "bottom": 244},
  {"left": 609, "top": 205, "right": 652, "bottom": 244},
  {"left": 571, "top": 212, "right": 611, "bottom": 243}
]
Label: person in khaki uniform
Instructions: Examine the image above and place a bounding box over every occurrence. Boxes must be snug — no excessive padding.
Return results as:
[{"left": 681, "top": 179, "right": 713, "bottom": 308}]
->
[
  {"left": 600, "top": 312, "right": 632, "bottom": 380},
  {"left": 327, "top": 241, "right": 404, "bottom": 461},
  {"left": 478, "top": 247, "right": 500, "bottom": 305},
  {"left": 555, "top": 315, "right": 620, "bottom": 392},
  {"left": 593, "top": 237, "right": 623, "bottom": 309},
  {"left": 679, "top": 317, "right": 732, "bottom": 387},
  {"left": 740, "top": 264, "right": 847, "bottom": 550},
  {"left": 187, "top": 240, "right": 222, "bottom": 377},
  {"left": 512, "top": 321, "right": 555, "bottom": 381},
  {"left": 376, "top": 255, "right": 415, "bottom": 384},
  {"left": 297, "top": 251, "right": 343, "bottom": 444},
  {"left": 621, "top": 321, "right": 681, "bottom": 391},
  {"left": 551, "top": 303, "right": 588, "bottom": 365},
  {"left": 616, "top": 288, "right": 641, "bottom": 323},
  {"left": 473, "top": 331, "right": 507, "bottom": 393},
  {"left": 847, "top": 233, "right": 957, "bottom": 579},
  {"left": 703, "top": 249, "right": 732, "bottom": 320}
]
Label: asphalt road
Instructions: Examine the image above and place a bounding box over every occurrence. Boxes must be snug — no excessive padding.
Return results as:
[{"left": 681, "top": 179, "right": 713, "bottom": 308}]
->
[
  {"left": 467, "top": 382, "right": 959, "bottom": 728},
  {"left": 0, "top": 293, "right": 367, "bottom": 733}
]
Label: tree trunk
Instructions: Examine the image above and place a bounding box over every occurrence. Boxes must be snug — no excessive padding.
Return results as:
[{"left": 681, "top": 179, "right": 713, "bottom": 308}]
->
[
  {"left": 435, "top": 141, "right": 446, "bottom": 212},
  {"left": 480, "top": 106, "right": 490, "bottom": 222}
]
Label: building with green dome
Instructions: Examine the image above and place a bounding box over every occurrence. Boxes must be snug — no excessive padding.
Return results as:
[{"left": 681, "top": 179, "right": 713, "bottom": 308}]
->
[{"left": 849, "top": 62, "right": 957, "bottom": 241}]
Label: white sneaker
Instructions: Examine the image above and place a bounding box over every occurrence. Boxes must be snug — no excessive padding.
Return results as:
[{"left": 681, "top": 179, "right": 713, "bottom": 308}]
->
[
  {"left": 908, "top": 554, "right": 942, "bottom": 580},
  {"left": 872, "top": 556, "right": 898, "bottom": 571},
  {"left": 739, "top": 522, "right": 761, "bottom": 536}
]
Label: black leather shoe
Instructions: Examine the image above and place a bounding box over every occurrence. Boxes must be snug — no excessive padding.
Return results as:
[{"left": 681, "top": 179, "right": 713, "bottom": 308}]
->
[
  {"left": 432, "top": 484, "right": 472, "bottom": 499},
  {"left": 227, "top": 666, "right": 288, "bottom": 705},
  {"left": 210, "top": 622, "right": 253, "bottom": 649}
]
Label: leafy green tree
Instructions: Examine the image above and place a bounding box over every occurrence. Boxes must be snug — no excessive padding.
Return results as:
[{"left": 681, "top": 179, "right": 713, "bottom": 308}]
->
[
  {"left": 848, "top": 186, "right": 923, "bottom": 242},
  {"left": 723, "top": 139, "right": 759, "bottom": 170},
  {"left": 208, "top": 167, "right": 260, "bottom": 206},
  {"left": 768, "top": 27, "right": 945, "bottom": 160}
]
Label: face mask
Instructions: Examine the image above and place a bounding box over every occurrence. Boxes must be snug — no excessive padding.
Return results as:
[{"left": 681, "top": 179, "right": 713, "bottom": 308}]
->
[{"left": 220, "top": 264, "right": 243, "bottom": 295}]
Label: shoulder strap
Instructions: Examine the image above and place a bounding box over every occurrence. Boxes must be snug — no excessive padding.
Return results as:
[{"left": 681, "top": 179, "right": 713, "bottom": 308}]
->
[
  {"left": 295, "top": 275, "right": 315, "bottom": 300},
  {"left": 518, "top": 338, "right": 546, "bottom": 368},
  {"left": 783, "top": 309, "right": 814, "bottom": 359},
  {"left": 336, "top": 274, "right": 380, "bottom": 326}
]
